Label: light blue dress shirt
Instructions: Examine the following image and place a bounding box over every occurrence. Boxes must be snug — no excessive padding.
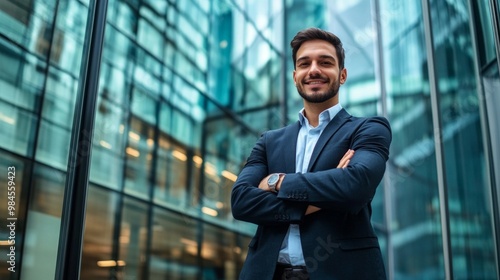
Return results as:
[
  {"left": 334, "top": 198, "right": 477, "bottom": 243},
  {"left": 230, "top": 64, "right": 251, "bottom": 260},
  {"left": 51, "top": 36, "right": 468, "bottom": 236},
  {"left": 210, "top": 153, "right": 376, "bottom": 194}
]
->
[{"left": 277, "top": 103, "right": 343, "bottom": 265}]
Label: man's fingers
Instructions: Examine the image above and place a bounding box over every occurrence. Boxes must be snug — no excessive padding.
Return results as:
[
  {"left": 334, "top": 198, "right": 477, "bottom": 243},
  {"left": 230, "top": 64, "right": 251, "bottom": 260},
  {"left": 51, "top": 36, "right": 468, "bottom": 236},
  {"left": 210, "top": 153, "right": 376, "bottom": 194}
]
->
[
  {"left": 305, "top": 205, "right": 321, "bottom": 215},
  {"left": 337, "top": 149, "right": 354, "bottom": 168}
]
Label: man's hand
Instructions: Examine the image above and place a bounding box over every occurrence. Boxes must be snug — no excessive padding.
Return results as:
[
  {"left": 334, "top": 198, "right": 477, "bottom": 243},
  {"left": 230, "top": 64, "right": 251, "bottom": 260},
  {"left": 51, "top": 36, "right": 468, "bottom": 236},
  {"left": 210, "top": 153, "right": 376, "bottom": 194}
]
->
[
  {"left": 305, "top": 149, "right": 355, "bottom": 215},
  {"left": 257, "top": 148, "right": 355, "bottom": 208},
  {"left": 337, "top": 149, "right": 354, "bottom": 169}
]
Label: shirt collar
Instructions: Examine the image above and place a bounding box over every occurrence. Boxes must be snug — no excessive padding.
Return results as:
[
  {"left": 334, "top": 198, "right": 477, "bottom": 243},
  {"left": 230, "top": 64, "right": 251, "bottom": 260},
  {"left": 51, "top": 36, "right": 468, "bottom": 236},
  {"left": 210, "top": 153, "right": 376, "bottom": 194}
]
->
[{"left": 298, "top": 103, "right": 343, "bottom": 127}]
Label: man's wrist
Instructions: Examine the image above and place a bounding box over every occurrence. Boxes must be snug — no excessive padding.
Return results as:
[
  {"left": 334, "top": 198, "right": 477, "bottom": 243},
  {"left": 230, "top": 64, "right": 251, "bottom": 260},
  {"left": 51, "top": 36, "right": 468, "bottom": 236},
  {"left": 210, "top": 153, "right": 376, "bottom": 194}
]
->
[
  {"left": 276, "top": 173, "right": 285, "bottom": 191},
  {"left": 267, "top": 173, "right": 285, "bottom": 192}
]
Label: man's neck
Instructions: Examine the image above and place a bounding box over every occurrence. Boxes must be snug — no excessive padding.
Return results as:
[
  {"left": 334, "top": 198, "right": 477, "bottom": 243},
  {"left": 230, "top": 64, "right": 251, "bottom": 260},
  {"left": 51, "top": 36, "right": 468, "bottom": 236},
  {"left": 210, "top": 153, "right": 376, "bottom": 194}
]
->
[{"left": 303, "top": 100, "right": 338, "bottom": 127}]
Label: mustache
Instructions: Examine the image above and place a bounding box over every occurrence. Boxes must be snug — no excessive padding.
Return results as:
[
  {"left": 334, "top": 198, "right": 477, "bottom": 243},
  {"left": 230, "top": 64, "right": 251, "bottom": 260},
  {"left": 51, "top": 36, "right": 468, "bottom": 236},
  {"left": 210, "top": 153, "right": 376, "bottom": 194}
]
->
[
  {"left": 303, "top": 77, "right": 329, "bottom": 84},
  {"left": 303, "top": 73, "right": 329, "bottom": 83}
]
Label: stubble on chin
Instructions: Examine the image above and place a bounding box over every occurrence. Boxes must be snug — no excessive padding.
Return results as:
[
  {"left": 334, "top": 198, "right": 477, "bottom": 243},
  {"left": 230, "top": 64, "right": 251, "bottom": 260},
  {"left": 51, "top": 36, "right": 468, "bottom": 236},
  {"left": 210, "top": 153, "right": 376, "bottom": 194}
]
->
[
  {"left": 296, "top": 75, "right": 341, "bottom": 103},
  {"left": 297, "top": 87, "right": 339, "bottom": 103}
]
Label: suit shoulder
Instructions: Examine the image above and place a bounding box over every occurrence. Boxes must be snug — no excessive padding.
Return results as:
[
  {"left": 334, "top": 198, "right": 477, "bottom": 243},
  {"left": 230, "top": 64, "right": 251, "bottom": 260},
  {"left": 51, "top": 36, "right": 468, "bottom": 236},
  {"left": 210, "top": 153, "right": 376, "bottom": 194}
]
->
[
  {"left": 262, "top": 122, "right": 298, "bottom": 137},
  {"left": 350, "top": 115, "right": 390, "bottom": 127}
]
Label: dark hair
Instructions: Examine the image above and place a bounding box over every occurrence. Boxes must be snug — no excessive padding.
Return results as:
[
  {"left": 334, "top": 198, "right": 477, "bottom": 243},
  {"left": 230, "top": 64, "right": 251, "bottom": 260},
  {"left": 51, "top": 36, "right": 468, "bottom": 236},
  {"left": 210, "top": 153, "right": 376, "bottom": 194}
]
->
[{"left": 290, "top": 27, "right": 345, "bottom": 70}]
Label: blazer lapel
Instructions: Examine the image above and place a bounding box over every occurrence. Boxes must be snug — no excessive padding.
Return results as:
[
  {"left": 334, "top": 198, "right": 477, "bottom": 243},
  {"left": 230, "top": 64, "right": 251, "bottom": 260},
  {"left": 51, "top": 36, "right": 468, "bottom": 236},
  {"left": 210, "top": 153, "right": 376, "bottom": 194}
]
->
[
  {"left": 307, "top": 109, "right": 351, "bottom": 171},
  {"left": 282, "top": 121, "right": 301, "bottom": 173}
]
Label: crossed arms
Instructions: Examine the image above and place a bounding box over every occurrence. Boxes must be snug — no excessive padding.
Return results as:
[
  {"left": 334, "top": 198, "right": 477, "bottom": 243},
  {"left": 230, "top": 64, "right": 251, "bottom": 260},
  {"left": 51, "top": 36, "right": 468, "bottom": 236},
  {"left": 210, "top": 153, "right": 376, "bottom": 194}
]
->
[{"left": 231, "top": 117, "right": 391, "bottom": 226}]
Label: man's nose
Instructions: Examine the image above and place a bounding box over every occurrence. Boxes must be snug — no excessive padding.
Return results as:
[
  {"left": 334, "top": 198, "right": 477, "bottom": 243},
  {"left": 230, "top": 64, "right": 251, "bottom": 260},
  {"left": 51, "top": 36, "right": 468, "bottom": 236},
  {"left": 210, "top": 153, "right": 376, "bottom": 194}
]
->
[{"left": 308, "top": 61, "right": 321, "bottom": 76}]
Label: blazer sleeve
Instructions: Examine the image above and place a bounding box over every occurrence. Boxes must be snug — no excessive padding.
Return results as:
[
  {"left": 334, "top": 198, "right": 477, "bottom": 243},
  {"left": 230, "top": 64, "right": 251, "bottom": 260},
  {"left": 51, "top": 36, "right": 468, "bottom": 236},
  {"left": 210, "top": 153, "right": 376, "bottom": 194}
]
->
[
  {"left": 277, "top": 116, "right": 392, "bottom": 214},
  {"left": 231, "top": 132, "right": 308, "bottom": 226}
]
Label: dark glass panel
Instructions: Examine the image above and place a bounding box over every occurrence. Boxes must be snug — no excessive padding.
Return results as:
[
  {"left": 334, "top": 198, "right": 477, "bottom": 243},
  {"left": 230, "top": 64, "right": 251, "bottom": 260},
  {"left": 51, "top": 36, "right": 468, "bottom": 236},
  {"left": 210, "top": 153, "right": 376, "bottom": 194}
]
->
[
  {"left": 380, "top": 1, "right": 444, "bottom": 278},
  {"left": 148, "top": 207, "right": 199, "bottom": 280},
  {"left": 21, "top": 164, "right": 65, "bottom": 279},
  {"left": 119, "top": 197, "right": 149, "bottom": 279},
  {"left": 430, "top": 0, "right": 496, "bottom": 278},
  {"left": 81, "top": 186, "right": 117, "bottom": 280},
  {"left": 0, "top": 152, "right": 27, "bottom": 280},
  {"left": 124, "top": 116, "right": 155, "bottom": 199}
]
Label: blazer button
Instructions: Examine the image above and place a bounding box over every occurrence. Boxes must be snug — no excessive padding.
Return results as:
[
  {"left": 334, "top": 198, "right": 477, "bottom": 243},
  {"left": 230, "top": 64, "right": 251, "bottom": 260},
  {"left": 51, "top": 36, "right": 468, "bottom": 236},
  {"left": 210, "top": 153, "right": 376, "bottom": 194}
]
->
[{"left": 274, "top": 214, "right": 279, "bottom": 220}]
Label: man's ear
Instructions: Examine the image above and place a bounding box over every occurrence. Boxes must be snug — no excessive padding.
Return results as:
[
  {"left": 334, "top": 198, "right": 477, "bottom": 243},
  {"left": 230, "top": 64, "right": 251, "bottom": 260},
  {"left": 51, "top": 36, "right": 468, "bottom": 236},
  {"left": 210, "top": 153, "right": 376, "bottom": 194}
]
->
[
  {"left": 340, "top": 68, "right": 347, "bottom": 84},
  {"left": 293, "top": 70, "right": 297, "bottom": 86}
]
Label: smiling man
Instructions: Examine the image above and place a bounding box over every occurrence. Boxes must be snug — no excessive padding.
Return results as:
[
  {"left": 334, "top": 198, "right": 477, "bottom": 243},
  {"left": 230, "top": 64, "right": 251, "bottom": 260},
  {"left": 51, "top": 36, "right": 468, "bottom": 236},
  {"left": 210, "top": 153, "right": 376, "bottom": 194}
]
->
[{"left": 231, "top": 27, "right": 391, "bottom": 280}]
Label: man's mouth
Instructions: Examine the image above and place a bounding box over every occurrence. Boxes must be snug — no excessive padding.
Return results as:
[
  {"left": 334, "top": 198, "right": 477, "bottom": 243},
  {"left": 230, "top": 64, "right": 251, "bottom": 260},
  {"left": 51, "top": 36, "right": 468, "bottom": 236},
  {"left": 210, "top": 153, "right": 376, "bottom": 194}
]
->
[
  {"left": 304, "top": 80, "right": 327, "bottom": 88},
  {"left": 304, "top": 79, "right": 327, "bottom": 86}
]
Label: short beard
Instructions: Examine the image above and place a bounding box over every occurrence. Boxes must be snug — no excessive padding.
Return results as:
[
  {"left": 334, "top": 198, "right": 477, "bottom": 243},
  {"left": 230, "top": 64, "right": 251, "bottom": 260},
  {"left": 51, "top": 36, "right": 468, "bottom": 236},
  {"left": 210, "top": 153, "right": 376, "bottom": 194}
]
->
[{"left": 297, "top": 77, "right": 340, "bottom": 103}]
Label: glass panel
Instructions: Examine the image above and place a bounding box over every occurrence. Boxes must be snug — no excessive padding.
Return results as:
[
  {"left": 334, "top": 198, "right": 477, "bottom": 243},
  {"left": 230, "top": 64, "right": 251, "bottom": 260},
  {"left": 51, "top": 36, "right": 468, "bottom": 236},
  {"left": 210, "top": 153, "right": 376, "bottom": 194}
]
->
[
  {"left": 149, "top": 207, "right": 199, "bottom": 280},
  {"left": 131, "top": 88, "right": 157, "bottom": 125},
  {"left": 0, "top": 42, "right": 45, "bottom": 113},
  {"left": 135, "top": 46, "right": 162, "bottom": 83},
  {"left": 474, "top": 0, "right": 497, "bottom": 66},
  {"left": 102, "top": 25, "right": 133, "bottom": 89},
  {"left": 41, "top": 67, "right": 78, "bottom": 129},
  {"left": 243, "top": 37, "right": 271, "bottom": 107},
  {"left": 119, "top": 197, "right": 149, "bottom": 279},
  {"left": 98, "top": 61, "right": 129, "bottom": 107},
  {"left": 328, "top": 0, "right": 379, "bottom": 116},
  {"left": 81, "top": 186, "right": 117, "bottom": 280},
  {"left": 430, "top": 1, "right": 496, "bottom": 278},
  {"left": 481, "top": 62, "right": 500, "bottom": 277},
  {"left": 0, "top": 152, "right": 26, "bottom": 280},
  {"left": 35, "top": 119, "right": 71, "bottom": 170},
  {"left": 170, "top": 107, "right": 195, "bottom": 146},
  {"left": 380, "top": 1, "right": 445, "bottom": 278},
  {"left": 137, "top": 15, "right": 163, "bottom": 59},
  {"left": 154, "top": 135, "right": 189, "bottom": 208},
  {"left": 50, "top": 1, "right": 87, "bottom": 75},
  {"left": 124, "top": 116, "right": 155, "bottom": 199},
  {"left": 201, "top": 224, "right": 242, "bottom": 280},
  {"left": 21, "top": 164, "right": 65, "bottom": 280},
  {"left": 107, "top": 0, "right": 137, "bottom": 37},
  {"left": 0, "top": 100, "right": 37, "bottom": 156},
  {"left": 89, "top": 95, "right": 127, "bottom": 190}
]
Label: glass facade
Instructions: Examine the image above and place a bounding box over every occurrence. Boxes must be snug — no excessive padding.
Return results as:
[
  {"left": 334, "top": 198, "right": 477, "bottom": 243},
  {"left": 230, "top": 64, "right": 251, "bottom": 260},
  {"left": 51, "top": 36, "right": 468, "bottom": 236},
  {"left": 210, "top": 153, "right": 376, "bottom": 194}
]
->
[{"left": 0, "top": 0, "right": 499, "bottom": 279}]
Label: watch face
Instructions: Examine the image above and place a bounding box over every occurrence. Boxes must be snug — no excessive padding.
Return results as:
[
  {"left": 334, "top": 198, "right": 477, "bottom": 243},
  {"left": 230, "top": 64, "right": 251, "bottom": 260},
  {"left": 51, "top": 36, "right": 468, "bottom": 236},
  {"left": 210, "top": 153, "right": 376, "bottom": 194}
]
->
[{"left": 268, "top": 173, "right": 280, "bottom": 185}]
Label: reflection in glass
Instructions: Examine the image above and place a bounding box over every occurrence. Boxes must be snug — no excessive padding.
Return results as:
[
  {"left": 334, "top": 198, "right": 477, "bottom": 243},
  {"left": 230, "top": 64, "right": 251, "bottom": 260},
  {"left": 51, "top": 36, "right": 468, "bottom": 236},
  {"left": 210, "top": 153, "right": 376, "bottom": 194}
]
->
[
  {"left": 21, "top": 164, "right": 65, "bottom": 280},
  {"left": 0, "top": 100, "right": 37, "bottom": 156},
  {"left": 81, "top": 186, "right": 117, "bottom": 280},
  {"left": 149, "top": 207, "right": 199, "bottom": 280},
  {"left": 154, "top": 135, "right": 189, "bottom": 207},
  {"left": 380, "top": 1, "right": 444, "bottom": 278},
  {"left": 0, "top": 152, "right": 26, "bottom": 280},
  {"left": 430, "top": 1, "right": 496, "bottom": 278},
  {"left": 119, "top": 197, "right": 149, "bottom": 279},
  {"left": 90, "top": 95, "right": 126, "bottom": 190},
  {"left": 124, "top": 117, "right": 155, "bottom": 199}
]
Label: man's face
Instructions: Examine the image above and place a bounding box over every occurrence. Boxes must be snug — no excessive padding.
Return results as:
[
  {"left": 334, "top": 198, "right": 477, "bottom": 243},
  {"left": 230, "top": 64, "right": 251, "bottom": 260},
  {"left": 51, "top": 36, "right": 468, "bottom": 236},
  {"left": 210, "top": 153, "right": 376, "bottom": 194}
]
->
[{"left": 293, "top": 39, "right": 347, "bottom": 104}]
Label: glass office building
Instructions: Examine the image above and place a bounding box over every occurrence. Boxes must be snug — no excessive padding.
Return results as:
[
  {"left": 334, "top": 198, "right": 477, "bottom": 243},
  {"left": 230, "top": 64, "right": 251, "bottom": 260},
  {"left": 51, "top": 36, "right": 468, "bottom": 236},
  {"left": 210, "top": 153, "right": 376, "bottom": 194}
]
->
[{"left": 0, "top": 0, "right": 499, "bottom": 279}]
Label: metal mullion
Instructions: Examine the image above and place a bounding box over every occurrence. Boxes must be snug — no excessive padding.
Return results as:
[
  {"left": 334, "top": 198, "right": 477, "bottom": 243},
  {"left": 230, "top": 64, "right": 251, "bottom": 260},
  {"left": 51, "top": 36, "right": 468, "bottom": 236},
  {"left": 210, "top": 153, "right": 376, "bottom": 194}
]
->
[
  {"left": 466, "top": 0, "right": 500, "bottom": 279},
  {"left": 487, "top": 0, "right": 500, "bottom": 277},
  {"left": 421, "top": 0, "right": 453, "bottom": 279},
  {"left": 55, "top": 0, "right": 109, "bottom": 279},
  {"left": 372, "top": 0, "right": 393, "bottom": 279},
  {"left": 491, "top": 0, "right": 500, "bottom": 73}
]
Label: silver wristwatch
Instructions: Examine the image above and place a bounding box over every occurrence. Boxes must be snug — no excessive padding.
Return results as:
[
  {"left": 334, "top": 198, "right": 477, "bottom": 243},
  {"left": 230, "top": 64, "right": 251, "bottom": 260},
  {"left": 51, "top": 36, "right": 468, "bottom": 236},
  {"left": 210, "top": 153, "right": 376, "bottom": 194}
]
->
[{"left": 267, "top": 173, "right": 282, "bottom": 193}]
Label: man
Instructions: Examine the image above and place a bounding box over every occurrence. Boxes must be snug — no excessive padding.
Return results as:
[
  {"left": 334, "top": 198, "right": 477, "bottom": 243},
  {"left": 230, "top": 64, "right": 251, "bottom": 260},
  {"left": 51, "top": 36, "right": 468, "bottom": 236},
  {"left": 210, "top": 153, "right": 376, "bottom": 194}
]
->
[{"left": 231, "top": 27, "right": 391, "bottom": 280}]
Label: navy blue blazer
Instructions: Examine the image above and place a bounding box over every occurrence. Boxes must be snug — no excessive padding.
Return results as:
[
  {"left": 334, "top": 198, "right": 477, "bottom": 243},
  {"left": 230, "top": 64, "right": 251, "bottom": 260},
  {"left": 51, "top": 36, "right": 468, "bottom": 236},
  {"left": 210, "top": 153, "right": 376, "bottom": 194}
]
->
[{"left": 231, "top": 109, "right": 391, "bottom": 280}]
